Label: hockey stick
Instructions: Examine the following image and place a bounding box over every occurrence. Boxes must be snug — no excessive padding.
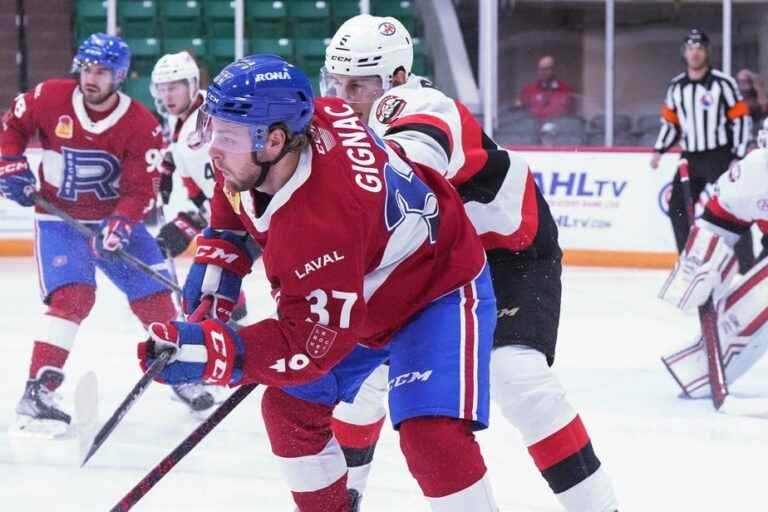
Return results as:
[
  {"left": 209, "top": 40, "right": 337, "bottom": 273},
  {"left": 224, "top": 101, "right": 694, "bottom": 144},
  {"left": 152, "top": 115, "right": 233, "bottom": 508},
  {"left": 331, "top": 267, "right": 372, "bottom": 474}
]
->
[
  {"left": 29, "top": 193, "right": 182, "bottom": 294},
  {"left": 80, "top": 297, "right": 213, "bottom": 467},
  {"left": 678, "top": 159, "right": 729, "bottom": 409},
  {"left": 110, "top": 383, "right": 258, "bottom": 511}
]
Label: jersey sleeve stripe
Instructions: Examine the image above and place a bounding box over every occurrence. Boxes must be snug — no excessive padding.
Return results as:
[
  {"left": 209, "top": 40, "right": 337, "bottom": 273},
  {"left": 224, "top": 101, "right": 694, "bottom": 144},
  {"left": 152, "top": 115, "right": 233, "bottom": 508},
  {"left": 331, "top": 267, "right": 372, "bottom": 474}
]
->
[{"left": 385, "top": 122, "right": 452, "bottom": 159}]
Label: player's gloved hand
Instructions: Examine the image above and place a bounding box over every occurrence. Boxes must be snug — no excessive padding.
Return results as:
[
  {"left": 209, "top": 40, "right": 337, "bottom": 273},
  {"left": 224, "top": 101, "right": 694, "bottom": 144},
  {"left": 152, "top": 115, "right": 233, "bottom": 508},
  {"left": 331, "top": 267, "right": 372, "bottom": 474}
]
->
[
  {"left": 93, "top": 215, "right": 132, "bottom": 255},
  {"left": 659, "top": 225, "right": 737, "bottom": 310},
  {"left": 183, "top": 228, "right": 253, "bottom": 322},
  {"left": 0, "top": 157, "right": 36, "bottom": 207},
  {"left": 159, "top": 150, "right": 176, "bottom": 205},
  {"left": 157, "top": 210, "right": 207, "bottom": 257},
  {"left": 137, "top": 319, "right": 244, "bottom": 385}
]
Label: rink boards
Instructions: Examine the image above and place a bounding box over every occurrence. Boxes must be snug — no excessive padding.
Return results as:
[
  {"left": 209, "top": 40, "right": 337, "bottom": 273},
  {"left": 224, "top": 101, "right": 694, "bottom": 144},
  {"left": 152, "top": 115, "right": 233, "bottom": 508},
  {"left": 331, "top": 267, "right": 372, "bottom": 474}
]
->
[{"left": 0, "top": 146, "right": 685, "bottom": 267}]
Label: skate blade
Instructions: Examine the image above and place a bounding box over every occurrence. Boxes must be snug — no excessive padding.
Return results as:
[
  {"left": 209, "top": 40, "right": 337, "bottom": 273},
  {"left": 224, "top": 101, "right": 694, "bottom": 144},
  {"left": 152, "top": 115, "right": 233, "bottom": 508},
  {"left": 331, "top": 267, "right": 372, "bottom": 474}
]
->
[{"left": 9, "top": 416, "right": 73, "bottom": 440}]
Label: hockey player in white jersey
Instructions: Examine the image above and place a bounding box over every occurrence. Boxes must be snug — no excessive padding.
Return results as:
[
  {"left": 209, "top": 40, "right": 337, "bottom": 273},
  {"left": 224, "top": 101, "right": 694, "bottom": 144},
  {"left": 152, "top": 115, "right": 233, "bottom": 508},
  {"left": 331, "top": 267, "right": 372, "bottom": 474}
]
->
[
  {"left": 660, "top": 119, "right": 768, "bottom": 398},
  {"left": 321, "top": 14, "right": 619, "bottom": 512}
]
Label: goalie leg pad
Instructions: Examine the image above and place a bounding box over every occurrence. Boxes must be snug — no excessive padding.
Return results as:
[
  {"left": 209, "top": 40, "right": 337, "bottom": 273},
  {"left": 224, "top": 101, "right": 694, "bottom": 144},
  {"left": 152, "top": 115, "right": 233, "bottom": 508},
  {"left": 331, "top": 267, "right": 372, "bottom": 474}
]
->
[
  {"left": 659, "top": 225, "right": 738, "bottom": 311},
  {"left": 663, "top": 258, "right": 768, "bottom": 398}
]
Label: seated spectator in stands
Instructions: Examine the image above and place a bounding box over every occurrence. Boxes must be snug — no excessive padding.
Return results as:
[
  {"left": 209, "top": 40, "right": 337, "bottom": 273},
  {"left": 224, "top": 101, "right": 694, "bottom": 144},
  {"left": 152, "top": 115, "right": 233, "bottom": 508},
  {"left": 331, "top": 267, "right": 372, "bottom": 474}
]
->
[
  {"left": 516, "top": 55, "right": 575, "bottom": 119},
  {"left": 737, "top": 69, "right": 768, "bottom": 126}
]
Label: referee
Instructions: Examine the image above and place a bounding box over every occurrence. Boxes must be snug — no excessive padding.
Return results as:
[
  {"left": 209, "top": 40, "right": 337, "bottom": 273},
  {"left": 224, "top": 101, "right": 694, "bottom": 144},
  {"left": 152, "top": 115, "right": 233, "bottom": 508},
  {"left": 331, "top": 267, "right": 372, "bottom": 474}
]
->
[{"left": 650, "top": 29, "right": 755, "bottom": 270}]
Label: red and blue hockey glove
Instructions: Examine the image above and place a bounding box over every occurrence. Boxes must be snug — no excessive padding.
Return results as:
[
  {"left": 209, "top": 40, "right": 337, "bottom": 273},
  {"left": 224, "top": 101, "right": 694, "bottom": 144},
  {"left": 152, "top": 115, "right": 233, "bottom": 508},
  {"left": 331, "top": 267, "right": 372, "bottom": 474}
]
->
[
  {"left": 182, "top": 228, "right": 253, "bottom": 322},
  {"left": 156, "top": 210, "right": 207, "bottom": 257},
  {"left": 137, "top": 319, "right": 244, "bottom": 385},
  {"left": 93, "top": 215, "right": 132, "bottom": 255},
  {"left": 0, "top": 156, "right": 36, "bottom": 207}
]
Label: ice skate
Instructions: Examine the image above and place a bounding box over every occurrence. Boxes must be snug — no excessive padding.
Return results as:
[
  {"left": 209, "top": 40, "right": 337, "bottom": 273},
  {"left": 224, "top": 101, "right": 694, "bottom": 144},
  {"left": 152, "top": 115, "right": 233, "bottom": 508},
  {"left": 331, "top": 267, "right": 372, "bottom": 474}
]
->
[{"left": 12, "top": 368, "right": 72, "bottom": 438}]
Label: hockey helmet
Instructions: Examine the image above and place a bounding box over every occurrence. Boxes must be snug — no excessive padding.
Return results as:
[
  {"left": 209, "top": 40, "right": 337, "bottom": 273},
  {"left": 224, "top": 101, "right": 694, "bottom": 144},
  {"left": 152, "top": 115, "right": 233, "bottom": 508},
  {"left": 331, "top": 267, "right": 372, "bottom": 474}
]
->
[
  {"left": 151, "top": 52, "right": 201, "bottom": 115},
  {"left": 72, "top": 33, "right": 131, "bottom": 84}
]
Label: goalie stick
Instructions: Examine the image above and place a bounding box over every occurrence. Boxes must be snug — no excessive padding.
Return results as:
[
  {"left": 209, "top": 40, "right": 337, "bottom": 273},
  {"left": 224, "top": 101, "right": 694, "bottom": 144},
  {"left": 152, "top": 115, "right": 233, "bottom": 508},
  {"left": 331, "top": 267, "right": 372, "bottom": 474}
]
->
[
  {"left": 80, "top": 297, "right": 213, "bottom": 467},
  {"left": 677, "top": 159, "right": 728, "bottom": 409}
]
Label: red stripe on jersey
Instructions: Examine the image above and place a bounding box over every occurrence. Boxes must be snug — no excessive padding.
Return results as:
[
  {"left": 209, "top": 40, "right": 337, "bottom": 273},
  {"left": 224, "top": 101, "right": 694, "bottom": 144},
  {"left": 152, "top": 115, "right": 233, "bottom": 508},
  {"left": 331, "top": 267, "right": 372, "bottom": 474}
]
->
[
  {"left": 724, "top": 263, "right": 768, "bottom": 311},
  {"left": 330, "top": 416, "right": 385, "bottom": 449},
  {"left": 706, "top": 197, "right": 750, "bottom": 227},
  {"left": 478, "top": 171, "right": 540, "bottom": 251},
  {"left": 758, "top": 220, "right": 768, "bottom": 234},
  {"left": 390, "top": 113, "right": 454, "bottom": 156},
  {"left": 528, "top": 415, "right": 590, "bottom": 471},
  {"left": 452, "top": 102, "right": 489, "bottom": 186},
  {"left": 462, "top": 283, "right": 477, "bottom": 420},
  {"left": 740, "top": 305, "right": 768, "bottom": 337}
]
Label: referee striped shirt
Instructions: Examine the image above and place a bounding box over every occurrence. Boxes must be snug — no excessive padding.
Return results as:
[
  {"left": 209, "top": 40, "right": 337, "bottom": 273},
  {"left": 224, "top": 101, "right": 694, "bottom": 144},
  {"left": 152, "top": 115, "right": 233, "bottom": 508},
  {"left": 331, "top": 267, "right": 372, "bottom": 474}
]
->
[{"left": 655, "top": 69, "right": 751, "bottom": 158}]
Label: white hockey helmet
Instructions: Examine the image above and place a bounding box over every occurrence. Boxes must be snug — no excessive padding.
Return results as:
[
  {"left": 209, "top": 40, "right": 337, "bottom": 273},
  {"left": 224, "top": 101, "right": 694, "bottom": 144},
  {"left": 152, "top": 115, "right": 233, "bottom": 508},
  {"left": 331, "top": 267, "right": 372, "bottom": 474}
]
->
[
  {"left": 323, "top": 14, "right": 414, "bottom": 92},
  {"left": 150, "top": 51, "right": 200, "bottom": 114},
  {"left": 757, "top": 117, "right": 768, "bottom": 149}
]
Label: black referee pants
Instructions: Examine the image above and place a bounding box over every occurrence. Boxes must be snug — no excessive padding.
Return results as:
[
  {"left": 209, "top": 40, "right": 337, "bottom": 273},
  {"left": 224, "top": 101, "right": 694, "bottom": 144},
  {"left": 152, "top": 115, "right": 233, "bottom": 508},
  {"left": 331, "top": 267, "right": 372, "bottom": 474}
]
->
[{"left": 668, "top": 147, "right": 755, "bottom": 271}]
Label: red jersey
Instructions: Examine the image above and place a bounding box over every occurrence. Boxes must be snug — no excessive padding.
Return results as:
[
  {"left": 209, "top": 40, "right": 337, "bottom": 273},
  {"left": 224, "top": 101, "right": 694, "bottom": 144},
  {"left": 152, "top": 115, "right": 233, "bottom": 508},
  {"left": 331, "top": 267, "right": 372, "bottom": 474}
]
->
[
  {"left": 518, "top": 78, "right": 575, "bottom": 119},
  {"left": 210, "top": 97, "right": 486, "bottom": 387},
  {"left": 0, "top": 79, "right": 163, "bottom": 222}
]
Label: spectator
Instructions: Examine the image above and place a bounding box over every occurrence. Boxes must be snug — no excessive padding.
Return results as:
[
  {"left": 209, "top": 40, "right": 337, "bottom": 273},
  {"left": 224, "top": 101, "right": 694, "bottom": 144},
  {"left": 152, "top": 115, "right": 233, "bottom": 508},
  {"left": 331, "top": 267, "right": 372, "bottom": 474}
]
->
[
  {"left": 516, "top": 55, "right": 575, "bottom": 119},
  {"left": 736, "top": 68, "right": 767, "bottom": 129}
]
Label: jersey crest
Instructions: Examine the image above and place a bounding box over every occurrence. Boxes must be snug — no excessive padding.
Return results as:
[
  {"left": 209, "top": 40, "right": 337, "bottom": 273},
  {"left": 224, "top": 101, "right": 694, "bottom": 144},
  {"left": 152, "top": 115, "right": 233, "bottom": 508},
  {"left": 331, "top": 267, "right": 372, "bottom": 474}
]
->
[{"left": 58, "top": 146, "right": 121, "bottom": 201}]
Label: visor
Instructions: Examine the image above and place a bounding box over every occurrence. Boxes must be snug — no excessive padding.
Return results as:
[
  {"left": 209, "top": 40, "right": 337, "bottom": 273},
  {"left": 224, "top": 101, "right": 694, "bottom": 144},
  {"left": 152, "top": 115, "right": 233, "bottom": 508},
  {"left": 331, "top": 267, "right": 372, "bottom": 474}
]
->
[
  {"left": 319, "top": 68, "right": 384, "bottom": 104},
  {"left": 191, "top": 105, "right": 269, "bottom": 153}
]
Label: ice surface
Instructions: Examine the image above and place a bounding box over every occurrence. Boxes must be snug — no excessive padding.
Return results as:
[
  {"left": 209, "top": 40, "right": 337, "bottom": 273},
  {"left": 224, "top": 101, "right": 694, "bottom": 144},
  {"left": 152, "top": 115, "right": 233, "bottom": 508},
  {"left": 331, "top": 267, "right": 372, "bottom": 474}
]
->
[{"left": 1, "top": 258, "right": 766, "bottom": 511}]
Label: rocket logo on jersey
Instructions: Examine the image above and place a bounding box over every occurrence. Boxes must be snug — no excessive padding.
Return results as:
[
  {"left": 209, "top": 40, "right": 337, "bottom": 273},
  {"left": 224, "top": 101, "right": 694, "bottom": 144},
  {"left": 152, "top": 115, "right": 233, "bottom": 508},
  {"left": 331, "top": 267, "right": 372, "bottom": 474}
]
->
[
  {"left": 376, "top": 95, "right": 407, "bottom": 124},
  {"left": 54, "top": 115, "right": 73, "bottom": 139},
  {"left": 58, "top": 147, "right": 121, "bottom": 201}
]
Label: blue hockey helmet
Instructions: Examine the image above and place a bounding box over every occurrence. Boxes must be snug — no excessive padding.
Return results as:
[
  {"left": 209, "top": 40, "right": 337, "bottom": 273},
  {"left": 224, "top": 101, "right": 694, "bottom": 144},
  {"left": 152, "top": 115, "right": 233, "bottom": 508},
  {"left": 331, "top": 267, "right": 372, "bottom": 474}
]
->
[
  {"left": 72, "top": 33, "right": 131, "bottom": 84},
  {"left": 200, "top": 54, "right": 315, "bottom": 153}
]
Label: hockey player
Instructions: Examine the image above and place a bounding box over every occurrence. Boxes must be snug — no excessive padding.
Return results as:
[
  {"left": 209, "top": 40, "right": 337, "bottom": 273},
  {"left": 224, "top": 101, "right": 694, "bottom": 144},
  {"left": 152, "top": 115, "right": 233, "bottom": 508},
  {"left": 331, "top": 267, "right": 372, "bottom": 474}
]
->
[
  {"left": 149, "top": 51, "right": 253, "bottom": 324},
  {"left": 137, "top": 54, "right": 500, "bottom": 511},
  {"left": 320, "top": 15, "right": 619, "bottom": 512},
  {"left": 149, "top": 51, "right": 210, "bottom": 258},
  {"left": 0, "top": 33, "right": 187, "bottom": 435},
  {"left": 660, "top": 119, "right": 768, "bottom": 397}
]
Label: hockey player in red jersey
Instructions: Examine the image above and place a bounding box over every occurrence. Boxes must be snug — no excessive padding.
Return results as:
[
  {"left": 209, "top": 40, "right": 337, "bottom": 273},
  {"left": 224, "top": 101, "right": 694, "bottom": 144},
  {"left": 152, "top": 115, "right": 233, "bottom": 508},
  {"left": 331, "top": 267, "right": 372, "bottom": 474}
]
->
[
  {"left": 137, "top": 54, "right": 500, "bottom": 511},
  {"left": 660, "top": 120, "right": 768, "bottom": 398},
  {"left": 0, "top": 34, "right": 185, "bottom": 436},
  {"left": 319, "top": 15, "right": 619, "bottom": 512}
]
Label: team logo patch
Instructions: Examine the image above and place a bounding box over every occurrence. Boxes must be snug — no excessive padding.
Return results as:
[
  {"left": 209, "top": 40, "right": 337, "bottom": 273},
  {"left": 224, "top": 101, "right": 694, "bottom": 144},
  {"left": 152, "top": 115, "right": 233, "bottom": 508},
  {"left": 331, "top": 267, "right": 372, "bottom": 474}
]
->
[
  {"left": 52, "top": 255, "right": 68, "bottom": 267},
  {"left": 376, "top": 95, "right": 407, "bottom": 124},
  {"left": 379, "top": 22, "right": 397, "bottom": 36},
  {"left": 700, "top": 92, "right": 713, "bottom": 108},
  {"left": 306, "top": 324, "right": 337, "bottom": 358},
  {"left": 758, "top": 199, "right": 768, "bottom": 212},
  {"left": 55, "top": 115, "right": 73, "bottom": 139}
]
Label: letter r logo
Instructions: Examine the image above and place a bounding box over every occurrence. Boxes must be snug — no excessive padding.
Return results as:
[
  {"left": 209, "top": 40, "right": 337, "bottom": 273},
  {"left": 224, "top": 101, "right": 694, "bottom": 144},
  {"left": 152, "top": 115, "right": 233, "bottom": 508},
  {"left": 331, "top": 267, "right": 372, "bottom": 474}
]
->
[{"left": 58, "top": 147, "right": 121, "bottom": 201}]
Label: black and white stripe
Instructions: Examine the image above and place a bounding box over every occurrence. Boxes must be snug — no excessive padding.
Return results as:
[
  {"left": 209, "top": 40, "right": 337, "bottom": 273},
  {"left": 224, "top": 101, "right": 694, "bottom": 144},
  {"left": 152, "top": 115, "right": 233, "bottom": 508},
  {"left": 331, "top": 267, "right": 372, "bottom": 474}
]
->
[{"left": 656, "top": 69, "right": 751, "bottom": 158}]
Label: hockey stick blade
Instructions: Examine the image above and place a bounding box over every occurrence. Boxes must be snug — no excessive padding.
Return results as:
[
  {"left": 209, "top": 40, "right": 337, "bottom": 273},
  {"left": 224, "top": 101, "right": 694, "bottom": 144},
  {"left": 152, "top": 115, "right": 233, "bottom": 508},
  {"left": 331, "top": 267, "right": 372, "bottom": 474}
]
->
[
  {"left": 111, "top": 383, "right": 258, "bottom": 512},
  {"left": 81, "top": 351, "right": 171, "bottom": 467}
]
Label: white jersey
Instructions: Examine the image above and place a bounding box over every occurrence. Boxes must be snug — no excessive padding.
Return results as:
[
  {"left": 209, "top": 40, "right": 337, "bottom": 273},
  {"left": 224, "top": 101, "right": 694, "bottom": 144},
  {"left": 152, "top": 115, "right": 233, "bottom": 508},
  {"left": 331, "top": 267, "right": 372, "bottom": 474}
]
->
[
  {"left": 167, "top": 91, "right": 216, "bottom": 200},
  {"left": 369, "top": 76, "right": 551, "bottom": 253},
  {"left": 703, "top": 148, "right": 768, "bottom": 237}
]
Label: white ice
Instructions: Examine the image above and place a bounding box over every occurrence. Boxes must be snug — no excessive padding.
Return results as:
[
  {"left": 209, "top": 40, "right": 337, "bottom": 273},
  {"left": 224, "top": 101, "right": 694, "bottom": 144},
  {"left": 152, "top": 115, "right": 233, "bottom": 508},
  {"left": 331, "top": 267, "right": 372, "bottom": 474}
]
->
[{"left": 1, "top": 258, "right": 766, "bottom": 511}]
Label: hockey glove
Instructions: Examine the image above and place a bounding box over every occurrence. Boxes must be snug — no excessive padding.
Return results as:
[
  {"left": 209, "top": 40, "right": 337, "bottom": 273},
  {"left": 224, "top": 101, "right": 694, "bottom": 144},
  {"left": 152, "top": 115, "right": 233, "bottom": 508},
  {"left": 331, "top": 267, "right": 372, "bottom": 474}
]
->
[
  {"left": 138, "top": 319, "right": 244, "bottom": 385},
  {"left": 659, "top": 225, "right": 737, "bottom": 311},
  {"left": 93, "top": 215, "right": 132, "bottom": 255},
  {"left": 159, "top": 150, "right": 176, "bottom": 205},
  {"left": 157, "top": 211, "right": 207, "bottom": 257},
  {"left": 0, "top": 156, "right": 36, "bottom": 207},
  {"left": 182, "top": 228, "right": 253, "bottom": 322}
]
